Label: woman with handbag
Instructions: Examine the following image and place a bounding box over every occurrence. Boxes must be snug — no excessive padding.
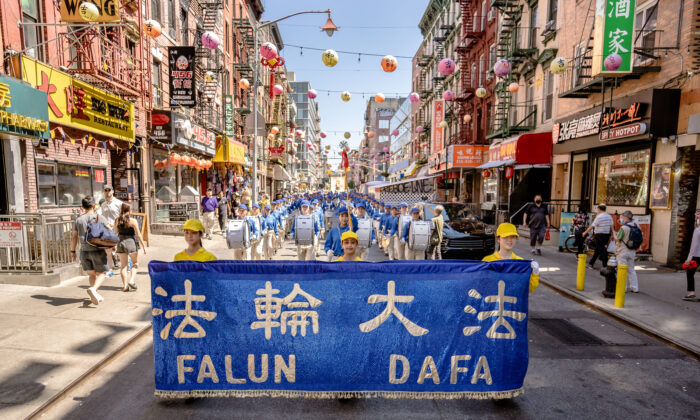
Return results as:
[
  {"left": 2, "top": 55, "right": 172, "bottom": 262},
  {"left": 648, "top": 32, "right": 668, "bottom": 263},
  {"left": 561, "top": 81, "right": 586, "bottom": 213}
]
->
[
  {"left": 115, "top": 204, "right": 147, "bottom": 292},
  {"left": 430, "top": 205, "right": 445, "bottom": 260},
  {"left": 572, "top": 205, "right": 589, "bottom": 255},
  {"left": 683, "top": 212, "right": 700, "bottom": 301}
]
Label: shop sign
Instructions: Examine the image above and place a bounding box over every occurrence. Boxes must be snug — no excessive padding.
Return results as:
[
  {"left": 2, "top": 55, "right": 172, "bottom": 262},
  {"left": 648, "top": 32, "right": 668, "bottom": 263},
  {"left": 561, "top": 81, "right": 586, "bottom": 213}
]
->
[
  {"left": 0, "top": 76, "right": 49, "bottom": 138},
  {"left": 0, "top": 222, "right": 23, "bottom": 248},
  {"left": 431, "top": 99, "right": 445, "bottom": 152},
  {"left": 60, "top": 0, "right": 120, "bottom": 23},
  {"left": 428, "top": 149, "right": 447, "bottom": 174},
  {"left": 20, "top": 56, "right": 135, "bottom": 141},
  {"left": 600, "top": 102, "right": 647, "bottom": 129},
  {"left": 488, "top": 138, "right": 517, "bottom": 162},
  {"left": 229, "top": 139, "right": 246, "bottom": 164},
  {"left": 268, "top": 146, "right": 284, "bottom": 159},
  {"left": 600, "top": 122, "right": 647, "bottom": 141},
  {"left": 592, "top": 0, "right": 637, "bottom": 76},
  {"left": 224, "top": 95, "right": 234, "bottom": 139},
  {"left": 168, "top": 47, "right": 196, "bottom": 108},
  {"left": 552, "top": 111, "right": 602, "bottom": 143},
  {"left": 150, "top": 109, "right": 173, "bottom": 143},
  {"left": 447, "top": 145, "right": 488, "bottom": 168},
  {"left": 191, "top": 123, "right": 215, "bottom": 155}
]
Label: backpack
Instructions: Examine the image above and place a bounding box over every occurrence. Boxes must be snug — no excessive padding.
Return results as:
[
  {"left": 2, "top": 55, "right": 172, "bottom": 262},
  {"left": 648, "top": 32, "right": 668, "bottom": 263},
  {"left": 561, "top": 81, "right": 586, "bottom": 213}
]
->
[
  {"left": 85, "top": 215, "right": 120, "bottom": 249},
  {"left": 624, "top": 222, "right": 643, "bottom": 250}
]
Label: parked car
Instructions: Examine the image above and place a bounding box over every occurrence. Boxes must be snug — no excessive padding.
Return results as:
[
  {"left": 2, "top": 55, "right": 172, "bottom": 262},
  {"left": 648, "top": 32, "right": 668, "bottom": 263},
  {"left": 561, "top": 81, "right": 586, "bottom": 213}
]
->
[{"left": 421, "top": 202, "right": 495, "bottom": 260}]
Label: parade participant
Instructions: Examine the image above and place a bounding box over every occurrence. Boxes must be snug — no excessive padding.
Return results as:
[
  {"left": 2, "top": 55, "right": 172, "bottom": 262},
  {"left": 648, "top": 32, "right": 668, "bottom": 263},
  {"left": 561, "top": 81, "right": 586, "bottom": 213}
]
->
[
  {"left": 249, "top": 204, "right": 264, "bottom": 260},
  {"left": 71, "top": 196, "right": 109, "bottom": 305},
  {"left": 482, "top": 223, "right": 539, "bottom": 293},
  {"left": 262, "top": 205, "right": 278, "bottom": 260},
  {"left": 291, "top": 200, "right": 320, "bottom": 261},
  {"left": 325, "top": 206, "right": 353, "bottom": 261},
  {"left": 312, "top": 201, "right": 326, "bottom": 255},
  {"left": 335, "top": 232, "right": 362, "bottom": 261},
  {"left": 115, "top": 203, "right": 146, "bottom": 292},
  {"left": 394, "top": 203, "right": 410, "bottom": 260},
  {"left": 174, "top": 219, "right": 217, "bottom": 262},
  {"left": 355, "top": 202, "right": 374, "bottom": 261},
  {"left": 384, "top": 206, "right": 401, "bottom": 260},
  {"left": 378, "top": 204, "right": 391, "bottom": 253},
  {"left": 231, "top": 204, "right": 257, "bottom": 260},
  {"left": 402, "top": 207, "right": 430, "bottom": 260}
]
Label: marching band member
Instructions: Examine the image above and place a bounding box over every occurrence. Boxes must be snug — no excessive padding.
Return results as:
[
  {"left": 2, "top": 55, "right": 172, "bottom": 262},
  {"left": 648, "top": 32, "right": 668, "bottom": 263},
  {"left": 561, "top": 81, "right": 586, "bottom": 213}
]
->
[
  {"left": 402, "top": 207, "right": 430, "bottom": 260},
  {"left": 355, "top": 202, "right": 375, "bottom": 261},
  {"left": 482, "top": 223, "right": 539, "bottom": 293},
  {"left": 383, "top": 206, "right": 400, "bottom": 260},
  {"left": 394, "top": 202, "right": 410, "bottom": 260},
  {"left": 249, "top": 203, "right": 264, "bottom": 260},
  {"left": 291, "top": 200, "right": 320, "bottom": 261},
  {"left": 312, "top": 200, "right": 326, "bottom": 255},
  {"left": 335, "top": 231, "right": 362, "bottom": 261},
  {"left": 325, "top": 206, "right": 354, "bottom": 262},
  {"left": 231, "top": 204, "right": 257, "bottom": 260},
  {"left": 378, "top": 204, "right": 390, "bottom": 253},
  {"left": 261, "top": 205, "right": 278, "bottom": 260}
]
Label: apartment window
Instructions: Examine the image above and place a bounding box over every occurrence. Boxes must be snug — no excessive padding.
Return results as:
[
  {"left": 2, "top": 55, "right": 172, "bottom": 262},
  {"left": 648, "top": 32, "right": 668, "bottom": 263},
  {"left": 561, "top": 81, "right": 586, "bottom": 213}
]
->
[
  {"left": 225, "top": 22, "right": 230, "bottom": 53},
  {"left": 168, "top": 0, "right": 177, "bottom": 38},
  {"left": 514, "top": 19, "right": 523, "bottom": 49},
  {"left": 181, "top": 7, "right": 188, "bottom": 44},
  {"left": 21, "top": 0, "right": 44, "bottom": 61},
  {"left": 547, "top": 0, "right": 558, "bottom": 29},
  {"left": 478, "top": 54, "right": 484, "bottom": 86},
  {"left": 526, "top": 80, "right": 535, "bottom": 126},
  {"left": 635, "top": 2, "right": 658, "bottom": 65},
  {"left": 152, "top": 59, "right": 162, "bottom": 106},
  {"left": 151, "top": 0, "right": 161, "bottom": 22},
  {"left": 379, "top": 119, "right": 390, "bottom": 129},
  {"left": 481, "top": 1, "right": 487, "bottom": 31},
  {"left": 489, "top": 44, "right": 497, "bottom": 69},
  {"left": 543, "top": 71, "right": 554, "bottom": 122},
  {"left": 529, "top": 6, "right": 538, "bottom": 48},
  {"left": 473, "top": 11, "right": 478, "bottom": 31},
  {"left": 379, "top": 135, "right": 389, "bottom": 143}
]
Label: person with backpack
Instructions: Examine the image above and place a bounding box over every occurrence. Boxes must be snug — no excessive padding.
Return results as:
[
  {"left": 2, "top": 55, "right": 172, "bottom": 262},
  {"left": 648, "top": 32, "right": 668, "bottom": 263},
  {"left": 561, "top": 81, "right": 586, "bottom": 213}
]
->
[
  {"left": 71, "top": 196, "right": 109, "bottom": 305},
  {"left": 615, "top": 210, "right": 641, "bottom": 293}
]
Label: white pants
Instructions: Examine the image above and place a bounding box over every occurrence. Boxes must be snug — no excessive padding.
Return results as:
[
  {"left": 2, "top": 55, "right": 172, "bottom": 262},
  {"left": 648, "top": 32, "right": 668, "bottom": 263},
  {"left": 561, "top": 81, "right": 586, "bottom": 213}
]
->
[
  {"left": 233, "top": 247, "right": 251, "bottom": 260},
  {"left": 394, "top": 237, "right": 406, "bottom": 260},
  {"left": 251, "top": 238, "right": 263, "bottom": 260},
  {"left": 617, "top": 251, "right": 638, "bottom": 292},
  {"left": 387, "top": 236, "right": 396, "bottom": 260},
  {"left": 263, "top": 232, "right": 276, "bottom": 259},
  {"left": 202, "top": 212, "right": 217, "bottom": 236},
  {"left": 405, "top": 244, "right": 425, "bottom": 260},
  {"left": 359, "top": 247, "right": 368, "bottom": 261},
  {"left": 297, "top": 245, "right": 315, "bottom": 261}
]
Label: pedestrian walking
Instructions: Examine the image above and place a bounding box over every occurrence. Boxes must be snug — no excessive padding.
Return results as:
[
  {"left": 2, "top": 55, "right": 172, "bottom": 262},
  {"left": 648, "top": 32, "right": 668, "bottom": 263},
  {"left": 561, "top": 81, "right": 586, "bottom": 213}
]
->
[
  {"left": 522, "top": 194, "right": 550, "bottom": 256},
  {"left": 683, "top": 212, "right": 700, "bottom": 301},
  {"left": 482, "top": 223, "right": 539, "bottom": 293},
  {"left": 173, "top": 219, "right": 217, "bottom": 261},
  {"left": 582, "top": 204, "right": 614, "bottom": 269},
  {"left": 615, "top": 210, "right": 640, "bottom": 293},
  {"left": 430, "top": 205, "right": 445, "bottom": 260},
  {"left": 217, "top": 191, "right": 229, "bottom": 234},
  {"left": 334, "top": 231, "right": 362, "bottom": 261},
  {"left": 115, "top": 203, "right": 147, "bottom": 292},
  {"left": 200, "top": 189, "right": 218, "bottom": 239},
  {"left": 70, "top": 196, "right": 109, "bottom": 305},
  {"left": 97, "top": 184, "right": 123, "bottom": 273},
  {"left": 572, "top": 205, "right": 589, "bottom": 255}
]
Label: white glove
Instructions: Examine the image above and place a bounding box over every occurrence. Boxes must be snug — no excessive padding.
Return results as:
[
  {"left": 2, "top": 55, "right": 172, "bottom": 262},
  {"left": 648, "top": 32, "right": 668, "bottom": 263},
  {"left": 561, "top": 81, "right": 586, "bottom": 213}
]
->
[
  {"left": 530, "top": 261, "right": 540, "bottom": 275},
  {"left": 327, "top": 250, "right": 335, "bottom": 257}
]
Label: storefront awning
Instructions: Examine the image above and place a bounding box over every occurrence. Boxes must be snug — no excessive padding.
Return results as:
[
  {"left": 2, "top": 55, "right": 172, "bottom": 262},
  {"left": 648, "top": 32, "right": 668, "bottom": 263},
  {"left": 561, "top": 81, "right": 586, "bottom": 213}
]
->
[
  {"left": 272, "top": 164, "right": 292, "bottom": 181},
  {"left": 483, "top": 132, "right": 552, "bottom": 168},
  {"left": 213, "top": 138, "right": 246, "bottom": 165},
  {"left": 477, "top": 159, "right": 516, "bottom": 169},
  {"left": 376, "top": 174, "right": 439, "bottom": 190}
]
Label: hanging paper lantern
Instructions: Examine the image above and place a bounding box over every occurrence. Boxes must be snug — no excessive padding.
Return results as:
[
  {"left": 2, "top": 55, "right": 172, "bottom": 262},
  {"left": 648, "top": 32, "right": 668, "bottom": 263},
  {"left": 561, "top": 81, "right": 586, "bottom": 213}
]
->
[
  {"left": 78, "top": 2, "right": 100, "bottom": 22},
  {"left": 604, "top": 53, "right": 622, "bottom": 71},
  {"left": 273, "top": 84, "right": 284, "bottom": 95},
  {"left": 204, "top": 71, "right": 215, "bottom": 82},
  {"left": 463, "top": 114, "right": 472, "bottom": 123},
  {"left": 392, "top": 129, "right": 400, "bottom": 136},
  {"left": 260, "top": 42, "right": 278, "bottom": 60},
  {"left": 508, "top": 82, "right": 520, "bottom": 93},
  {"left": 270, "top": 126, "right": 280, "bottom": 135},
  {"left": 482, "top": 170, "right": 491, "bottom": 178},
  {"left": 295, "top": 129, "right": 303, "bottom": 137},
  {"left": 319, "top": 131, "right": 327, "bottom": 138},
  {"left": 169, "top": 154, "right": 180, "bottom": 164},
  {"left": 239, "top": 78, "right": 250, "bottom": 89},
  {"left": 438, "top": 58, "right": 456, "bottom": 76},
  {"left": 550, "top": 57, "right": 568, "bottom": 74},
  {"left": 368, "top": 131, "right": 376, "bottom": 139},
  {"left": 307, "top": 89, "right": 318, "bottom": 99},
  {"left": 493, "top": 59, "right": 512, "bottom": 77},
  {"left": 322, "top": 49, "right": 339, "bottom": 67},
  {"left": 364, "top": 147, "right": 369, "bottom": 153},
  {"left": 383, "top": 146, "right": 389, "bottom": 153},
  {"left": 267, "top": 134, "right": 274, "bottom": 141},
  {"left": 344, "top": 132, "right": 351, "bottom": 139},
  {"left": 341, "top": 91, "right": 351, "bottom": 102},
  {"left": 416, "top": 125, "right": 424, "bottom": 133},
  {"left": 370, "top": 154, "right": 375, "bottom": 158},
  {"left": 475, "top": 87, "right": 487, "bottom": 98},
  {"left": 505, "top": 167, "right": 514, "bottom": 179},
  {"left": 381, "top": 55, "right": 398, "bottom": 72},
  {"left": 324, "top": 150, "right": 329, "bottom": 154},
  {"left": 375, "top": 93, "right": 385, "bottom": 103},
  {"left": 325, "top": 145, "right": 331, "bottom": 150},
  {"left": 443, "top": 90, "right": 454, "bottom": 101},
  {"left": 201, "top": 31, "right": 220, "bottom": 50},
  {"left": 306, "top": 142, "right": 313, "bottom": 148},
  {"left": 409, "top": 92, "right": 420, "bottom": 103},
  {"left": 286, "top": 138, "right": 293, "bottom": 144},
  {"left": 439, "top": 120, "right": 448, "bottom": 129},
  {"left": 144, "top": 20, "right": 162, "bottom": 38}
]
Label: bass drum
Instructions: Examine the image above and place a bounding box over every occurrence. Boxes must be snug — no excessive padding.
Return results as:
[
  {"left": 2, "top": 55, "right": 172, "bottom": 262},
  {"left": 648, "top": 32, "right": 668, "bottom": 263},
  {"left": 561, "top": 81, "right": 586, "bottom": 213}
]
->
[
  {"left": 294, "top": 215, "right": 315, "bottom": 246},
  {"left": 226, "top": 219, "right": 250, "bottom": 249},
  {"left": 356, "top": 218, "right": 372, "bottom": 248},
  {"left": 408, "top": 220, "right": 431, "bottom": 251}
]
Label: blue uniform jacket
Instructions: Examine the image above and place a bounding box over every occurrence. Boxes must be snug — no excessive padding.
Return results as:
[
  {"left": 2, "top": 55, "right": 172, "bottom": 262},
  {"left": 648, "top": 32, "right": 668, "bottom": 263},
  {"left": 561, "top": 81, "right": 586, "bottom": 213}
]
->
[
  {"left": 262, "top": 214, "right": 278, "bottom": 235},
  {"left": 385, "top": 215, "right": 399, "bottom": 236},
  {"left": 324, "top": 224, "right": 351, "bottom": 256}
]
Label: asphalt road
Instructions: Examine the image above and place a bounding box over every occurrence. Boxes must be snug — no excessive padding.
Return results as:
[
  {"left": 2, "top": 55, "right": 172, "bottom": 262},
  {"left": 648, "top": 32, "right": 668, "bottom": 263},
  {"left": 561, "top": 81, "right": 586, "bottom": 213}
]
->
[{"left": 42, "top": 239, "right": 700, "bottom": 420}]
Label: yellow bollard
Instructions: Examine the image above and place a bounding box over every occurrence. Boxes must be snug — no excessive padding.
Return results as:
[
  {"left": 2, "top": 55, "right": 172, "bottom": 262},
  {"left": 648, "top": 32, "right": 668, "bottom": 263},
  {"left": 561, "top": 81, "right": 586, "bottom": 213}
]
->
[
  {"left": 615, "top": 264, "right": 628, "bottom": 308},
  {"left": 577, "top": 254, "right": 586, "bottom": 290}
]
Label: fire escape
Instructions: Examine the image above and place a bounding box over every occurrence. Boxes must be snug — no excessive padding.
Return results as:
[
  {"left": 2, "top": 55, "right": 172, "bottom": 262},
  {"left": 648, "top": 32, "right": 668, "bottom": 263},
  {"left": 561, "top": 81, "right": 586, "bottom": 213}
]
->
[
  {"left": 195, "top": 1, "right": 224, "bottom": 131},
  {"left": 455, "top": 0, "right": 481, "bottom": 144},
  {"left": 232, "top": 16, "right": 255, "bottom": 118}
]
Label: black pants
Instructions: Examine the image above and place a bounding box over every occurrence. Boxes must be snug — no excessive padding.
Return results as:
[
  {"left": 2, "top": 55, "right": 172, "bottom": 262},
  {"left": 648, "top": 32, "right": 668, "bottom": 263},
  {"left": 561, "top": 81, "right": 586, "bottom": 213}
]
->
[
  {"left": 687, "top": 257, "right": 700, "bottom": 292},
  {"left": 589, "top": 233, "right": 611, "bottom": 267},
  {"left": 574, "top": 231, "right": 585, "bottom": 254}
]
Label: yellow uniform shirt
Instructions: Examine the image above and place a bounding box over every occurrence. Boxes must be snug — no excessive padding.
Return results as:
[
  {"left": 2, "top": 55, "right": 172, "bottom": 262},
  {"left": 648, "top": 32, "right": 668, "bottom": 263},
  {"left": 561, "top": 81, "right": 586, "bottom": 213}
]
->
[
  {"left": 173, "top": 248, "right": 218, "bottom": 262},
  {"left": 482, "top": 251, "right": 539, "bottom": 293},
  {"left": 335, "top": 256, "right": 362, "bottom": 261}
]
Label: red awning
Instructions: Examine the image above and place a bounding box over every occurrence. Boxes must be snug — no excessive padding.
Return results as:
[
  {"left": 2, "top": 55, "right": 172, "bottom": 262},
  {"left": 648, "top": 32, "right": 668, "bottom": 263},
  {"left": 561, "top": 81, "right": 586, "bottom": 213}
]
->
[{"left": 481, "top": 132, "right": 552, "bottom": 168}]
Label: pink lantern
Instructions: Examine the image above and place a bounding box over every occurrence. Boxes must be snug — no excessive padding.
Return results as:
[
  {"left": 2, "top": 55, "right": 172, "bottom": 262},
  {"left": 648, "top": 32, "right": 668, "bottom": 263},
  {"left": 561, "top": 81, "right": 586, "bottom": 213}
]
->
[
  {"left": 306, "top": 142, "right": 312, "bottom": 148},
  {"left": 295, "top": 130, "right": 303, "bottom": 137},
  {"left": 286, "top": 138, "right": 293, "bottom": 143},
  {"left": 409, "top": 92, "right": 420, "bottom": 103},
  {"left": 392, "top": 129, "right": 400, "bottom": 136},
  {"left": 307, "top": 89, "right": 318, "bottom": 99},
  {"left": 370, "top": 154, "right": 375, "bottom": 158},
  {"left": 438, "top": 58, "right": 456, "bottom": 76},
  {"left": 324, "top": 150, "right": 329, "bottom": 154},
  {"left": 364, "top": 147, "right": 369, "bottom": 153},
  {"left": 319, "top": 131, "right": 327, "bottom": 138},
  {"left": 260, "top": 42, "right": 278, "bottom": 60},
  {"left": 416, "top": 125, "right": 424, "bottom": 133},
  {"left": 201, "top": 31, "right": 220, "bottom": 50},
  {"left": 604, "top": 53, "right": 622, "bottom": 71},
  {"left": 508, "top": 82, "right": 519, "bottom": 93},
  {"left": 443, "top": 90, "right": 454, "bottom": 101},
  {"left": 383, "top": 146, "right": 389, "bottom": 153},
  {"left": 493, "top": 59, "right": 512, "bottom": 77},
  {"left": 272, "top": 84, "right": 284, "bottom": 95},
  {"left": 350, "top": 163, "right": 356, "bottom": 168}
]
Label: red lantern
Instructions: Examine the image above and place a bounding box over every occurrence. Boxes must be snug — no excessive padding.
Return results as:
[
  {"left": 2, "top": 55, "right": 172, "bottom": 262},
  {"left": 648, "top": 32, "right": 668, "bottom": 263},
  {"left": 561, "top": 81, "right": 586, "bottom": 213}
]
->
[
  {"left": 169, "top": 154, "right": 180, "bottom": 164},
  {"left": 482, "top": 170, "right": 491, "bottom": 178},
  {"left": 505, "top": 167, "right": 514, "bottom": 179}
]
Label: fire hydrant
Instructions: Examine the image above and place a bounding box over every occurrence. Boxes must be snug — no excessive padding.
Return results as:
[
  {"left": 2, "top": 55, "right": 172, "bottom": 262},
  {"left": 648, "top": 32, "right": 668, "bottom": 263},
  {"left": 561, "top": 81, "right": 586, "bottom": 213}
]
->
[{"left": 601, "top": 254, "right": 617, "bottom": 298}]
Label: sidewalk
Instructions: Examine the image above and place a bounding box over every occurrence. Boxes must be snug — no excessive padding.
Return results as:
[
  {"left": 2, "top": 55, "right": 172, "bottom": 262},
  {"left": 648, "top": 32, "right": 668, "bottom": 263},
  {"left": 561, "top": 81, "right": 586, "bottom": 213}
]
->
[
  {"left": 517, "top": 241, "right": 700, "bottom": 356},
  {"left": 0, "top": 233, "right": 233, "bottom": 419}
]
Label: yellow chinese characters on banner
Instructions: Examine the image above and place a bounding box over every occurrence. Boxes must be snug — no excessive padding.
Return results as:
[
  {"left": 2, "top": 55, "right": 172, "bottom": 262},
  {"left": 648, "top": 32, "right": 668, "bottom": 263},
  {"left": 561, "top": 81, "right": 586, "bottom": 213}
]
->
[
  {"left": 20, "top": 56, "right": 134, "bottom": 142},
  {"left": 431, "top": 99, "right": 445, "bottom": 152},
  {"left": 60, "top": 0, "right": 121, "bottom": 23}
]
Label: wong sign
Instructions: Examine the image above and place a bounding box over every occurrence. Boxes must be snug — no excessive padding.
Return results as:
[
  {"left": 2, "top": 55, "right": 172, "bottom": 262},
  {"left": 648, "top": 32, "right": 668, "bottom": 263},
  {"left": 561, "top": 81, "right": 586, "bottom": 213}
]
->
[
  {"left": 592, "top": 0, "right": 637, "bottom": 76},
  {"left": 149, "top": 260, "right": 532, "bottom": 399}
]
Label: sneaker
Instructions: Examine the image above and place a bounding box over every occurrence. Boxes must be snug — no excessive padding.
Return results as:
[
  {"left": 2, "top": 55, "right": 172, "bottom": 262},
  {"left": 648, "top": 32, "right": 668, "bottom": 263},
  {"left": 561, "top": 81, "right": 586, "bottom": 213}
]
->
[
  {"left": 531, "top": 250, "right": 537, "bottom": 255},
  {"left": 630, "top": 288, "right": 639, "bottom": 293},
  {"left": 105, "top": 270, "right": 114, "bottom": 278},
  {"left": 682, "top": 294, "right": 696, "bottom": 301},
  {"left": 87, "top": 287, "right": 99, "bottom": 305},
  {"left": 536, "top": 249, "right": 542, "bottom": 256}
]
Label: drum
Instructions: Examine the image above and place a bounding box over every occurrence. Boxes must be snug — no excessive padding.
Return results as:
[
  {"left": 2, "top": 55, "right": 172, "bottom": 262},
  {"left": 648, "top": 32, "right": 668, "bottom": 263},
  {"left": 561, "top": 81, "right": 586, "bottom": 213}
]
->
[
  {"left": 356, "top": 218, "right": 372, "bottom": 248},
  {"left": 324, "top": 210, "right": 335, "bottom": 219},
  {"left": 408, "top": 220, "right": 431, "bottom": 251},
  {"left": 226, "top": 219, "right": 250, "bottom": 249},
  {"left": 294, "top": 215, "right": 315, "bottom": 246}
]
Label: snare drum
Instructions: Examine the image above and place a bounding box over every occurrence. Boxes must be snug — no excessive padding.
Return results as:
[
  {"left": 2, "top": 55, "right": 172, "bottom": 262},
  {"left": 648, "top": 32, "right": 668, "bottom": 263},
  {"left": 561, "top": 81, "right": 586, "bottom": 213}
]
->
[
  {"left": 408, "top": 220, "right": 431, "bottom": 251},
  {"left": 356, "top": 218, "right": 372, "bottom": 248}
]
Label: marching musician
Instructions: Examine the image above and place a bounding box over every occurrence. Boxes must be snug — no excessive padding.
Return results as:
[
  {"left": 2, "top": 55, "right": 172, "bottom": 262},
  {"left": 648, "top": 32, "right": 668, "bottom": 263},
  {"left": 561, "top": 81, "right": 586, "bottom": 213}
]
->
[
  {"left": 291, "top": 200, "right": 320, "bottom": 261},
  {"left": 325, "top": 206, "right": 354, "bottom": 262},
  {"left": 378, "top": 204, "right": 390, "bottom": 253},
  {"left": 335, "top": 231, "right": 362, "bottom": 261},
  {"left": 482, "top": 223, "right": 539, "bottom": 293},
  {"left": 311, "top": 200, "right": 326, "bottom": 255},
  {"left": 355, "top": 202, "right": 375, "bottom": 261},
  {"left": 249, "top": 204, "right": 264, "bottom": 260},
  {"left": 395, "top": 202, "right": 410, "bottom": 260},
  {"left": 231, "top": 204, "right": 257, "bottom": 260},
  {"left": 402, "top": 207, "right": 431, "bottom": 260},
  {"left": 261, "top": 205, "right": 278, "bottom": 260},
  {"left": 383, "top": 206, "right": 401, "bottom": 260}
]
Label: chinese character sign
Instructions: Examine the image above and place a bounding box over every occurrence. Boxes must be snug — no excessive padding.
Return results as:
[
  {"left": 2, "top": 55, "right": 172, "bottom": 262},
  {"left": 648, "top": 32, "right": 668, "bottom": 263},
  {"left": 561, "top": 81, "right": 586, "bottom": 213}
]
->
[
  {"left": 592, "top": 0, "right": 637, "bottom": 76},
  {"left": 224, "top": 95, "right": 234, "bottom": 138},
  {"left": 149, "top": 260, "right": 532, "bottom": 399},
  {"left": 169, "top": 47, "right": 196, "bottom": 107},
  {"left": 431, "top": 100, "right": 445, "bottom": 153}
]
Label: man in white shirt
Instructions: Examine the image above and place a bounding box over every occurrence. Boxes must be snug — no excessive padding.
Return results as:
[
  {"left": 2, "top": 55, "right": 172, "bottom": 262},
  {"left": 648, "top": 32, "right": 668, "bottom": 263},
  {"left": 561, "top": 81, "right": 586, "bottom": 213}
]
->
[
  {"left": 97, "top": 185, "right": 123, "bottom": 272},
  {"left": 582, "top": 203, "right": 613, "bottom": 269}
]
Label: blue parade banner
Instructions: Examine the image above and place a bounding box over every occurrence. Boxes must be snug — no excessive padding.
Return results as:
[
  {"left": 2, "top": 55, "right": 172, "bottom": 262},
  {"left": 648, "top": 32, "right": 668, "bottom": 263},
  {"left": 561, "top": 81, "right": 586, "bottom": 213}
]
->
[{"left": 149, "top": 260, "right": 532, "bottom": 399}]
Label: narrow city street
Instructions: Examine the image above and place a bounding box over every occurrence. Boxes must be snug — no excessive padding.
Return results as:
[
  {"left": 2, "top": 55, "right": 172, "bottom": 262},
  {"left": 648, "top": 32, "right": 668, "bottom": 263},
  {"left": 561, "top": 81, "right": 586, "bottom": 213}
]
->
[{"left": 25, "top": 235, "right": 699, "bottom": 420}]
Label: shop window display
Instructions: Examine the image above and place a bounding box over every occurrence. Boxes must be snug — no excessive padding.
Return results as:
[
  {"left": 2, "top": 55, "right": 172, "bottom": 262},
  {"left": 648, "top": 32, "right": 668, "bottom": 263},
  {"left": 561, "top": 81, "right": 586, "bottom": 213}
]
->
[
  {"left": 153, "top": 151, "right": 177, "bottom": 202},
  {"left": 595, "top": 149, "right": 650, "bottom": 207}
]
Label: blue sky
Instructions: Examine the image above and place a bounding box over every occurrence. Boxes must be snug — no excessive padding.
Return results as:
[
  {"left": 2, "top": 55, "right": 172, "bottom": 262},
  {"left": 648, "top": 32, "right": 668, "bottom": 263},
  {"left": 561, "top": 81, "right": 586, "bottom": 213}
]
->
[{"left": 261, "top": 0, "right": 427, "bottom": 163}]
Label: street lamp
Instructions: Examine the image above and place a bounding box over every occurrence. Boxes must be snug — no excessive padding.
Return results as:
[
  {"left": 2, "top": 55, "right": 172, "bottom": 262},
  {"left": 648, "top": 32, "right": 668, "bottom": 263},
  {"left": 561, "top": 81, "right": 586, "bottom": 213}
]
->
[{"left": 252, "top": 9, "right": 337, "bottom": 204}]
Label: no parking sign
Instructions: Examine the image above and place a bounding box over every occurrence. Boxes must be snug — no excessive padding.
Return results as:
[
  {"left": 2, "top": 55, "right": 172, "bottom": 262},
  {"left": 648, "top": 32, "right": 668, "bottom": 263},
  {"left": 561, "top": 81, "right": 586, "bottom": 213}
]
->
[{"left": 0, "top": 222, "right": 22, "bottom": 247}]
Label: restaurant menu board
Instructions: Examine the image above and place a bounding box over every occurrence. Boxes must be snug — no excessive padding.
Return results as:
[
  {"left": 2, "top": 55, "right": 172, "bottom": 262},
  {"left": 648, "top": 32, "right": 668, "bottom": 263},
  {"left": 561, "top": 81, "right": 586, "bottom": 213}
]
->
[
  {"left": 130, "top": 212, "right": 150, "bottom": 247},
  {"left": 156, "top": 202, "right": 199, "bottom": 223}
]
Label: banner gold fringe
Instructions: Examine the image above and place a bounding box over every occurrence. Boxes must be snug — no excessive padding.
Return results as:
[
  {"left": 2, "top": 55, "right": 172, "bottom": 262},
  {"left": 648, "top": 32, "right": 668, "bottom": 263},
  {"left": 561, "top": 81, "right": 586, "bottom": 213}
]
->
[{"left": 154, "top": 388, "right": 523, "bottom": 400}]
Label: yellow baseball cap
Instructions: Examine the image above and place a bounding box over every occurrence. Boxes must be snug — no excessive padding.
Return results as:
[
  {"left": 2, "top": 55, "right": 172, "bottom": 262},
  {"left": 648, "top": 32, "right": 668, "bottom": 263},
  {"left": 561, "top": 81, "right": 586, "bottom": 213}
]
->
[
  {"left": 182, "top": 219, "right": 205, "bottom": 233},
  {"left": 341, "top": 231, "right": 359, "bottom": 242},
  {"left": 496, "top": 223, "right": 519, "bottom": 238}
]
